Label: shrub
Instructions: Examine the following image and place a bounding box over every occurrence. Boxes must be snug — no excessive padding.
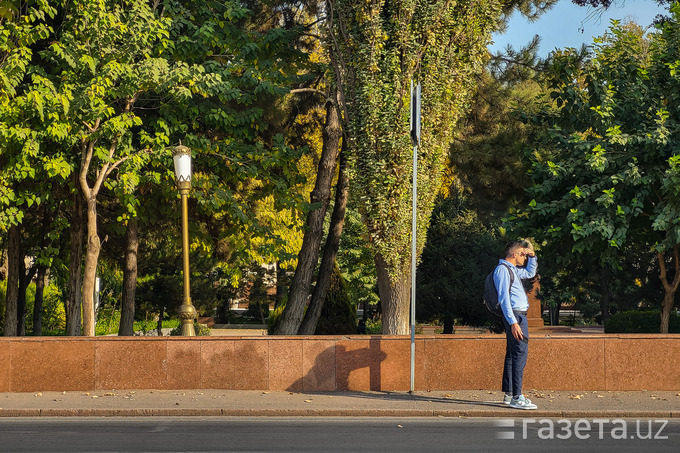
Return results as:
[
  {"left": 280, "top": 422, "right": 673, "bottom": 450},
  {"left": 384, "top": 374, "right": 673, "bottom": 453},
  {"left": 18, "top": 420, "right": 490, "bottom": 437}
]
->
[
  {"left": 604, "top": 310, "right": 680, "bottom": 333},
  {"left": 266, "top": 301, "right": 286, "bottom": 334},
  {"left": 365, "top": 318, "right": 382, "bottom": 334},
  {"left": 2, "top": 281, "right": 66, "bottom": 335},
  {"left": 314, "top": 265, "right": 356, "bottom": 335}
]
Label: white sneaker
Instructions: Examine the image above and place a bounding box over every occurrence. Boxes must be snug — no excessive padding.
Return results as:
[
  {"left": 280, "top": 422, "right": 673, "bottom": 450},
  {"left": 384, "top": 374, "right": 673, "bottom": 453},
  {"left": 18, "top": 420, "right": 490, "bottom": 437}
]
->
[
  {"left": 503, "top": 393, "right": 512, "bottom": 405},
  {"left": 509, "top": 395, "right": 537, "bottom": 410}
]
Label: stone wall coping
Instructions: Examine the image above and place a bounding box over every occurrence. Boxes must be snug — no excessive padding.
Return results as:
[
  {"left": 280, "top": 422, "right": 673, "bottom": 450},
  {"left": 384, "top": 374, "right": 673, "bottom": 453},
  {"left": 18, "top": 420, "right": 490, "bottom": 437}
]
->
[{"left": 2, "top": 333, "right": 680, "bottom": 341}]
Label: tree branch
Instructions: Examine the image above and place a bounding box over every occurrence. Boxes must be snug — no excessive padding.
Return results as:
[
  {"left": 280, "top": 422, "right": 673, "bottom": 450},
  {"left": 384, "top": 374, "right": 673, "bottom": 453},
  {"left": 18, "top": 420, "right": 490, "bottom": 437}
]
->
[
  {"left": 657, "top": 250, "right": 670, "bottom": 291},
  {"left": 289, "top": 87, "right": 327, "bottom": 97},
  {"left": 104, "top": 148, "right": 155, "bottom": 179},
  {"left": 672, "top": 244, "right": 680, "bottom": 291}
]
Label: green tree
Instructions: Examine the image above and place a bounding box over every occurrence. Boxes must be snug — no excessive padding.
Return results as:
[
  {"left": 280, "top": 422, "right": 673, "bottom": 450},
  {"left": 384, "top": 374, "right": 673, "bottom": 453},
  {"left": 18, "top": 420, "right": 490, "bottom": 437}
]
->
[
  {"left": 106, "top": 0, "right": 315, "bottom": 334},
  {"left": 417, "top": 193, "right": 504, "bottom": 333},
  {"left": 0, "top": 0, "right": 62, "bottom": 336},
  {"left": 328, "top": 0, "right": 502, "bottom": 334},
  {"left": 513, "top": 14, "right": 680, "bottom": 333}
]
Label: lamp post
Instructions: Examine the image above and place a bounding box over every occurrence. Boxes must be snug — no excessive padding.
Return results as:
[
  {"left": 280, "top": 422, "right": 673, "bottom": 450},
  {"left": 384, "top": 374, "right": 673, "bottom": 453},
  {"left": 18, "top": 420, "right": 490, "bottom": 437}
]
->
[{"left": 173, "top": 144, "right": 197, "bottom": 336}]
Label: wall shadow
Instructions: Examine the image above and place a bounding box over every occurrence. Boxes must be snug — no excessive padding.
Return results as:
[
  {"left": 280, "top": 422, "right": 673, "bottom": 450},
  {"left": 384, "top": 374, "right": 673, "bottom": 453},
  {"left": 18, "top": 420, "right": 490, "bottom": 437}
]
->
[
  {"left": 287, "top": 338, "right": 387, "bottom": 392},
  {"left": 285, "top": 337, "right": 505, "bottom": 408}
]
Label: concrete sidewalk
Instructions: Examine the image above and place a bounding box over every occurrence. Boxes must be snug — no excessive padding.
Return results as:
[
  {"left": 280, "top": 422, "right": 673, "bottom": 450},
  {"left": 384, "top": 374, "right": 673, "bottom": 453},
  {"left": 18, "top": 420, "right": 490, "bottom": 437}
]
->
[{"left": 1, "top": 389, "right": 678, "bottom": 418}]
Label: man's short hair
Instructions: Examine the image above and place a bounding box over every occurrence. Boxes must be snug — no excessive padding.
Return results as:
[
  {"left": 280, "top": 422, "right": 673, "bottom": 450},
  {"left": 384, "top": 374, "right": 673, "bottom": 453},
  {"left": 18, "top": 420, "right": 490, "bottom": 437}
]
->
[{"left": 504, "top": 241, "right": 524, "bottom": 259}]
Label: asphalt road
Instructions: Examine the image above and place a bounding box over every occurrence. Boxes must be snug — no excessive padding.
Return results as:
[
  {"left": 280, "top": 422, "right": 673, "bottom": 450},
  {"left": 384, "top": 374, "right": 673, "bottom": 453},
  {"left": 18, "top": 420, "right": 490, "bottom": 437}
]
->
[{"left": 0, "top": 417, "right": 678, "bottom": 452}]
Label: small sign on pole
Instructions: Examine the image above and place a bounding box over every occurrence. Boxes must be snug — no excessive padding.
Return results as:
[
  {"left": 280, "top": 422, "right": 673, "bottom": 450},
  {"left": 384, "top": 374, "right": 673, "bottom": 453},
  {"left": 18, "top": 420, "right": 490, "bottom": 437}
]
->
[
  {"left": 409, "top": 80, "right": 421, "bottom": 393},
  {"left": 410, "top": 82, "right": 421, "bottom": 147}
]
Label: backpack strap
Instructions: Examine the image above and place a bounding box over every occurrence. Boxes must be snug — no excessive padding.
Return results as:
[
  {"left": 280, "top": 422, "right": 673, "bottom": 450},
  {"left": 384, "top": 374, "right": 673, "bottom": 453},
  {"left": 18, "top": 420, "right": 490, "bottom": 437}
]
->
[
  {"left": 499, "top": 262, "right": 515, "bottom": 286},
  {"left": 498, "top": 262, "right": 515, "bottom": 303}
]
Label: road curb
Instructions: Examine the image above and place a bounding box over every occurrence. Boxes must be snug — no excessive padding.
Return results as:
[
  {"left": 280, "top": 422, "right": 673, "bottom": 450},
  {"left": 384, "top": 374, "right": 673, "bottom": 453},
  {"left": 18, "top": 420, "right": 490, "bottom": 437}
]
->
[{"left": 0, "top": 408, "right": 677, "bottom": 418}]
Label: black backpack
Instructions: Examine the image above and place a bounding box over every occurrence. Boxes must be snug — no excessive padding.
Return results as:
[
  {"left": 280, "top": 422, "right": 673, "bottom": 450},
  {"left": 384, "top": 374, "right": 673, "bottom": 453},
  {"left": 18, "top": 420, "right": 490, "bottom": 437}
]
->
[{"left": 483, "top": 263, "right": 514, "bottom": 316}]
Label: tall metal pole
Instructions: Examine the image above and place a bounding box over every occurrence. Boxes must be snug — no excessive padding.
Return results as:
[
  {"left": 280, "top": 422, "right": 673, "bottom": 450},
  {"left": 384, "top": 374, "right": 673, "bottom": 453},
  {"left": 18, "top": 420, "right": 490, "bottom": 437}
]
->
[
  {"left": 173, "top": 144, "right": 196, "bottom": 336},
  {"left": 179, "top": 187, "right": 196, "bottom": 336},
  {"left": 409, "top": 80, "right": 421, "bottom": 393},
  {"left": 410, "top": 142, "right": 418, "bottom": 393}
]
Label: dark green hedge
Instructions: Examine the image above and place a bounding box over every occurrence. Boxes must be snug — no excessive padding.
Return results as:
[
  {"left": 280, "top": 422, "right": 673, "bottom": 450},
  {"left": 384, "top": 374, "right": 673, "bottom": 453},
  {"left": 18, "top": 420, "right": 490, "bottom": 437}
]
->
[{"left": 604, "top": 310, "right": 680, "bottom": 333}]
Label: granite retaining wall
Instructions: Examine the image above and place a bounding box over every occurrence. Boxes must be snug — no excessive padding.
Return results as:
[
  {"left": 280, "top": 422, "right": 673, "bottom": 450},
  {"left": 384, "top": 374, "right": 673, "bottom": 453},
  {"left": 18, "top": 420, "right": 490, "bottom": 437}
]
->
[{"left": 0, "top": 335, "right": 677, "bottom": 393}]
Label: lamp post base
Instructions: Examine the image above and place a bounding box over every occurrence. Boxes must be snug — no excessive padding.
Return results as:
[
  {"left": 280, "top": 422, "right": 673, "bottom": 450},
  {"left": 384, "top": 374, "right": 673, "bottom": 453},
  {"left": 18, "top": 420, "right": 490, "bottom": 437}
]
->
[{"left": 178, "top": 302, "right": 197, "bottom": 336}]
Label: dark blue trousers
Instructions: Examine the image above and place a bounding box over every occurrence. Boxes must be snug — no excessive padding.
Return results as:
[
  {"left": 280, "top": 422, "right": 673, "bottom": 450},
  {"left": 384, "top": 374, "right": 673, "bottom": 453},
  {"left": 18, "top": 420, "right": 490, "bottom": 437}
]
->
[{"left": 501, "top": 312, "right": 529, "bottom": 398}]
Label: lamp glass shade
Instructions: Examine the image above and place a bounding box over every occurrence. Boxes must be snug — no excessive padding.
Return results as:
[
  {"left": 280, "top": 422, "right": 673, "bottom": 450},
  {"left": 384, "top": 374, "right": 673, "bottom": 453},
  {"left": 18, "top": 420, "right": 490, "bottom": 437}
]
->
[{"left": 173, "top": 151, "right": 192, "bottom": 183}]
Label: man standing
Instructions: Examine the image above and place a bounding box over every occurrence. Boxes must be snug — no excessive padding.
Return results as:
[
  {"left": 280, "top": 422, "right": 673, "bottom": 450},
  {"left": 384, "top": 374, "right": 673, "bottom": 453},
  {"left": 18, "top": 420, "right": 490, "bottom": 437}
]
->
[{"left": 494, "top": 240, "right": 538, "bottom": 410}]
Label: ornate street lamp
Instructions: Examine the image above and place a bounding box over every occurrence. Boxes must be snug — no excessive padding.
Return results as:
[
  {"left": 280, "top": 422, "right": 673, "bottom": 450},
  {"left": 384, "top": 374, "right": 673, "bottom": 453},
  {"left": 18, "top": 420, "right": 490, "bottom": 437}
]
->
[{"left": 173, "top": 144, "right": 197, "bottom": 336}]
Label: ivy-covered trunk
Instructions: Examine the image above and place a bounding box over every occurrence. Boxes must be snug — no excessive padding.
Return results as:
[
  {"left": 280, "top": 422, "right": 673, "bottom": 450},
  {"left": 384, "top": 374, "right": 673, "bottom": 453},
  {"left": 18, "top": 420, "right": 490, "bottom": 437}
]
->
[
  {"left": 329, "top": 0, "right": 501, "bottom": 334},
  {"left": 119, "top": 216, "right": 139, "bottom": 336},
  {"left": 375, "top": 253, "right": 410, "bottom": 335}
]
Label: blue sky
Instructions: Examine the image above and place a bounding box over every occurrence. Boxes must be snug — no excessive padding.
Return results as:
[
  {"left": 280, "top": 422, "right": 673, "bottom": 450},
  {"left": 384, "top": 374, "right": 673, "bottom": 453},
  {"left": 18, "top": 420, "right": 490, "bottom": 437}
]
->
[{"left": 490, "top": 0, "right": 669, "bottom": 57}]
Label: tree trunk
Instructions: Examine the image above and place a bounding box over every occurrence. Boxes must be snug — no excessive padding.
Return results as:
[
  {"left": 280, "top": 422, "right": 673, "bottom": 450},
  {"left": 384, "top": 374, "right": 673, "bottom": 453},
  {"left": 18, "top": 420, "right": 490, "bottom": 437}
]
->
[
  {"left": 442, "top": 316, "right": 454, "bottom": 335},
  {"left": 119, "top": 216, "right": 139, "bottom": 336},
  {"left": 273, "top": 93, "right": 342, "bottom": 335},
  {"left": 81, "top": 195, "right": 101, "bottom": 337},
  {"left": 374, "top": 252, "right": 410, "bottom": 335},
  {"left": 0, "top": 248, "right": 6, "bottom": 280},
  {"left": 3, "top": 225, "right": 20, "bottom": 336},
  {"left": 298, "top": 142, "right": 349, "bottom": 335},
  {"left": 275, "top": 262, "right": 286, "bottom": 309},
  {"left": 66, "top": 184, "right": 84, "bottom": 336},
  {"left": 157, "top": 305, "right": 164, "bottom": 337},
  {"left": 657, "top": 246, "right": 680, "bottom": 334},
  {"left": 599, "top": 266, "right": 611, "bottom": 325},
  {"left": 32, "top": 204, "right": 52, "bottom": 336},
  {"left": 660, "top": 292, "right": 674, "bottom": 334},
  {"left": 17, "top": 257, "right": 37, "bottom": 336},
  {"left": 16, "top": 253, "right": 26, "bottom": 336},
  {"left": 549, "top": 301, "right": 562, "bottom": 326},
  {"left": 33, "top": 266, "right": 47, "bottom": 336}
]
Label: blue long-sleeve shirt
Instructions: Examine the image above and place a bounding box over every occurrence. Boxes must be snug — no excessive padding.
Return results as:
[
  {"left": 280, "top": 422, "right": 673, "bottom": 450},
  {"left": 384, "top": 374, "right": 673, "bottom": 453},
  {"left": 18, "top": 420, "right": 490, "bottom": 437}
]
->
[{"left": 493, "top": 256, "right": 538, "bottom": 325}]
